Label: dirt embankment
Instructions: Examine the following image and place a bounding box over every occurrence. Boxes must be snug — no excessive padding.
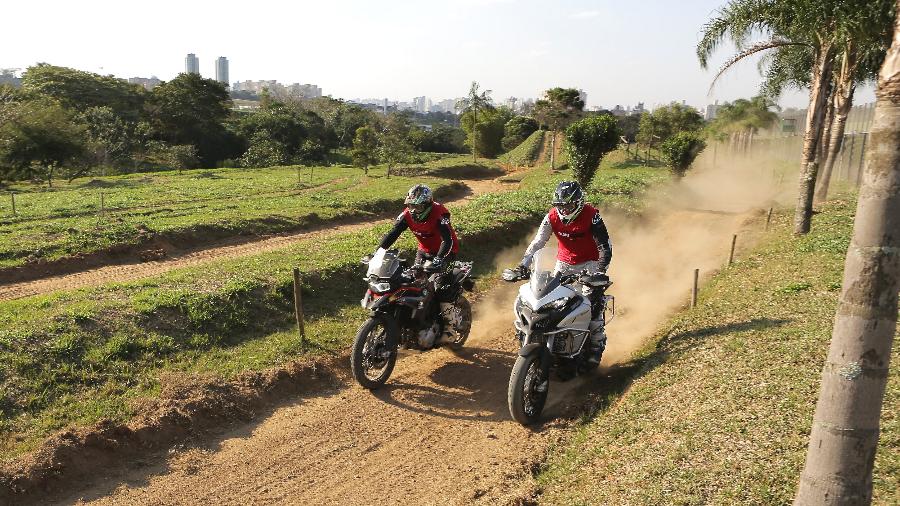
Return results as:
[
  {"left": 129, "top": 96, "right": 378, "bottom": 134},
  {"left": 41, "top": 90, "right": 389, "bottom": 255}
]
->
[{"left": 0, "top": 178, "right": 511, "bottom": 302}]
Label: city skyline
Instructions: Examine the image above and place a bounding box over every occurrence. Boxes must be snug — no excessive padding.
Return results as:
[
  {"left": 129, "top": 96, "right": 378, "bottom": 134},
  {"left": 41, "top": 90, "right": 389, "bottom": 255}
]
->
[{"left": 3, "top": 0, "right": 876, "bottom": 109}]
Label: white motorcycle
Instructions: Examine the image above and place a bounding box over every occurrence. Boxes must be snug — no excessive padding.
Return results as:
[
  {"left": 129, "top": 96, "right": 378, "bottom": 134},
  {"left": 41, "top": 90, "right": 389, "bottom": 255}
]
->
[{"left": 501, "top": 249, "right": 614, "bottom": 425}]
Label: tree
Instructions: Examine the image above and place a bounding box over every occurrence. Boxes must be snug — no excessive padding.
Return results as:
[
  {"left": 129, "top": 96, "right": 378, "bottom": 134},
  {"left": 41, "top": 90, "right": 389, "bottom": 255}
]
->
[
  {"left": 795, "top": 11, "right": 900, "bottom": 503},
  {"left": 148, "top": 73, "right": 233, "bottom": 166},
  {"left": 239, "top": 136, "right": 288, "bottom": 168},
  {"left": 0, "top": 99, "right": 88, "bottom": 187},
  {"left": 20, "top": 64, "right": 146, "bottom": 121},
  {"left": 637, "top": 103, "right": 705, "bottom": 146},
  {"left": 456, "top": 81, "right": 494, "bottom": 161},
  {"left": 697, "top": 0, "right": 896, "bottom": 235},
  {"left": 351, "top": 125, "right": 379, "bottom": 174},
  {"left": 378, "top": 112, "right": 415, "bottom": 177},
  {"left": 564, "top": 114, "right": 620, "bottom": 188},
  {"left": 502, "top": 115, "right": 539, "bottom": 152},
  {"left": 533, "top": 87, "right": 585, "bottom": 170},
  {"left": 80, "top": 106, "right": 140, "bottom": 177},
  {"left": 706, "top": 96, "right": 779, "bottom": 152},
  {"left": 461, "top": 106, "right": 513, "bottom": 159},
  {"left": 659, "top": 132, "right": 707, "bottom": 178}
]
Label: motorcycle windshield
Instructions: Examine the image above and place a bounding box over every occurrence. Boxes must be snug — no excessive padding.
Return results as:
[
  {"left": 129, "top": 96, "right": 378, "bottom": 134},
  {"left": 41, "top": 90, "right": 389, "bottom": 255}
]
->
[
  {"left": 529, "top": 248, "right": 561, "bottom": 298},
  {"left": 367, "top": 249, "right": 399, "bottom": 279}
]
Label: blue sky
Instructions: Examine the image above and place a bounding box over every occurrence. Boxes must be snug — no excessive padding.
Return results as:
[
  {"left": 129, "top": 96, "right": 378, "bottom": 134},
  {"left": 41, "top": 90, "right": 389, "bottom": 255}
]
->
[{"left": 3, "top": 0, "right": 875, "bottom": 109}]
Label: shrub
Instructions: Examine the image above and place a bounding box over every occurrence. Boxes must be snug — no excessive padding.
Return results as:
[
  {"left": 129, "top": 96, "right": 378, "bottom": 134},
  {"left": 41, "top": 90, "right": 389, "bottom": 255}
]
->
[
  {"left": 659, "top": 132, "right": 706, "bottom": 177},
  {"left": 564, "top": 114, "right": 620, "bottom": 188}
]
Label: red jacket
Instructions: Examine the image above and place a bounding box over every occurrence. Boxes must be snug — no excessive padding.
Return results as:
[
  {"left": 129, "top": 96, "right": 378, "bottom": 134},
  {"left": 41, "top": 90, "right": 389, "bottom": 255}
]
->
[
  {"left": 402, "top": 202, "right": 460, "bottom": 255},
  {"left": 548, "top": 204, "right": 600, "bottom": 264}
]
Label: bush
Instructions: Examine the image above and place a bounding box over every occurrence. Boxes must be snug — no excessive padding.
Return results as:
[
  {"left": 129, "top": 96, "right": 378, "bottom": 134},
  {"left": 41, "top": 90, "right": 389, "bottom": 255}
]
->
[
  {"left": 240, "top": 138, "right": 289, "bottom": 168},
  {"left": 659, "top": 132, "right": 706, "bottom": 177},
  {"left": 564, "top": 115, "right": 620, "bottom": 188},
  {"left": 502, "top": 116, "right": 539, "bottom": 152}
]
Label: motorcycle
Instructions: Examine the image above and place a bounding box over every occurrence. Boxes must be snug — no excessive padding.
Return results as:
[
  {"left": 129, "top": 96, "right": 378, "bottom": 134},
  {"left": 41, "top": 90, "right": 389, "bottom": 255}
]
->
[
  {"left": 501, "top": 248, "right": 614, "bottom": 425},
  {"left": 350, "top": 248, "right": 475, "bottom": 389}
]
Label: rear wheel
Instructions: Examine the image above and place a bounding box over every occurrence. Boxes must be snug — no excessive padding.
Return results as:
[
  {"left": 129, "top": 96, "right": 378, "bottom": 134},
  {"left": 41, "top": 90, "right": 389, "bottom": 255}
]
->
[
  {"left": 508, "top": 352, "right": 550, "bottom": 425},
  {"left": 350, "top": 317, "right": 398, "bottom": 389}
]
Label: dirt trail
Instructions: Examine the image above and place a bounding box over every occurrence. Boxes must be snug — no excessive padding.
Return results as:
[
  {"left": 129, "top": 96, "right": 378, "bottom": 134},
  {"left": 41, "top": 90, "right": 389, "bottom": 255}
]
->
[
  {"left": 0, "top": 178, "right": 511, "bottom": 302},
  {"left": 61, "top": 283, "right": 587, "bottom": 506}
]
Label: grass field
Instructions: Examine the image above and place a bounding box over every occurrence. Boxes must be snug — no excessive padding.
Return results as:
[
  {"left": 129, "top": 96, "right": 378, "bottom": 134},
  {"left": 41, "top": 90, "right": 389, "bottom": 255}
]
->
[
  {"left": 0, "top": 158, "right": 668, "bottom": 461},
  {"left": 0, "top": 158, "right": 484, "bottom": 270},
  {"left": 535, "top": 196, "right": 899, "bottom": 505}
]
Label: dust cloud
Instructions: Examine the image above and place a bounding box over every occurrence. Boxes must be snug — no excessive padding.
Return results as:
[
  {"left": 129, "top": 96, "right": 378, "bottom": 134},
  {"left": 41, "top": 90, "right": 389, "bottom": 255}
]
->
[{"left": 471, "top": 149, "right": 797, "bottom": 367}]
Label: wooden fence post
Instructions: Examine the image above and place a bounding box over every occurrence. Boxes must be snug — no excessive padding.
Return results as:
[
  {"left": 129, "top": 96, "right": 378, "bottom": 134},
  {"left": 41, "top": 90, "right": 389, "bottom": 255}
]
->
[
  {"left": 765, "top": 207, "right": 774, "bottom": 231},
  {"left": 293, "top": 267, "right": 306, "bottom": 341},
  {"left": 691, "top": 269, "right": 699, "bottom": 309},
  {"left": 10, "top": 193, "right": 15, "bottom": 216},
  {"left": 728, "top": 234, "right": 737, "bottom": 266}
]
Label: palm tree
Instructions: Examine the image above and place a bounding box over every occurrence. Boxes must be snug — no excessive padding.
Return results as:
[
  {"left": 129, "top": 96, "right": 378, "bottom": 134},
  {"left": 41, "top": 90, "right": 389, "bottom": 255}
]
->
[
  {"left": 794, "top": 8, "right": 900, "bottom": 503},
  {"left": 698, "top": 0, "right": 894, "bottom": 235},
  {"left": 456, "top": 81, "right": 493, "bottom": 162}
]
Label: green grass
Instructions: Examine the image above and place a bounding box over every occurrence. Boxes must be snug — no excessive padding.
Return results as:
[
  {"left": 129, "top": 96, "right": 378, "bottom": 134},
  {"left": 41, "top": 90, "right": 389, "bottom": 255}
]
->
[
  {"left": 504, "top": 130, "right": 546, "bottom": 168},
  {"left": 0, "top": 161, "right": 668, "bottom": 461},
  {"left": 0, "top": 157, "right": 486, "bottom": 270},
  {"left": 536, "top": 196, "right": 899, "bottom": 505}
]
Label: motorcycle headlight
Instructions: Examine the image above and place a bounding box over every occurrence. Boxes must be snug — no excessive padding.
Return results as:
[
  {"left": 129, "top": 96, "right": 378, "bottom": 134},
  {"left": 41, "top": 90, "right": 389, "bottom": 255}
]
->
[
  {"left": 369, "top": 281, "right": 392, "bottom": 293},
  {"left": 548, "top": 296, "right": 572, "bottom": 310}
]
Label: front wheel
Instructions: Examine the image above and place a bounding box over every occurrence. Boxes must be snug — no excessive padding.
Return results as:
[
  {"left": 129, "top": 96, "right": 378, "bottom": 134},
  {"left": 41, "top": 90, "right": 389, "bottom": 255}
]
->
[
  {"left": 508, "top": 352, "right": 550, "bottom": 425},
  {"left": 350, "top": 316, "right": 398, "bottom": 389},
  {"left": 445, "top": 297, "right": 473, "bottom": 351}
]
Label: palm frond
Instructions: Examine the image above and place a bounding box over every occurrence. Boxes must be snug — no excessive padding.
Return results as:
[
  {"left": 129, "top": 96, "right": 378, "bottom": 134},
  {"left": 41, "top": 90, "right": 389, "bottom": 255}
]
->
[{"left": 709, "top": 39, "right": 812, "bottom": 94}]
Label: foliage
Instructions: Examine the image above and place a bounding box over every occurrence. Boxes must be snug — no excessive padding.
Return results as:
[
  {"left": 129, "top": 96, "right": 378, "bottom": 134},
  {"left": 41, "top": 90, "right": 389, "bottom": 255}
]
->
[
  {"left": 532, "top": 87, "right": 585, "bottom": 131},
  {"left": 148, "top": 73, "right": 235, "bottom": 166},
  {"left": 564, "top": 115, "right": 621, "bottom": 187},
  {"left": 351, "top": 125, "right": 379, "bottom": 173},
  {"left": 501, "top": 115, "right": 539, "bottom": 152},
  {"left": 659, "top": 131, "right": 707, "bottom": 177},
  {"left": 707, "top": 96, "right": 779, "bottom": 137},
  {"left": 615, "top": 115, "right": 641, "bottom": 143},
  {"left": 0, "top": 99, "right": 88, "bottom": 187},
  {"left": 456, "top": 81, "right": 494, "bottom": 160},
  {"left": 378, "top": 112, "right": 416, "bottom": 175},
  {"left": 637, "top": 103, "right": 704, "bottom": 146},
  {"left": 20, "top": 64, "right": 146, "bottom": 121},
  {"left": 461, "top": 106, "right": 514, "bottom": 159},
  {"left": 408, "top": 124, "right": 467, "bottom": 154}
]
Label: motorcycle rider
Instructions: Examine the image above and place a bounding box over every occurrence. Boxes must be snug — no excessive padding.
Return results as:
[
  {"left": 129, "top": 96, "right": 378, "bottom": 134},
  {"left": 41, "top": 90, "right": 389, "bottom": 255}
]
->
[
  {"left": 371, "top": 184, "right": 461, "bottom": 348},
  {"left": 510, "top": 180, "right": 612, "bottom": 366}
]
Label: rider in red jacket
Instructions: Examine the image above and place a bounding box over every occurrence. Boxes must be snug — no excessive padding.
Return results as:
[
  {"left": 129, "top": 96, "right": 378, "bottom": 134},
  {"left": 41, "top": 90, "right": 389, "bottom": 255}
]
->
[
  {"left": 374, "top": 184, "right": 461, "bottom": 348},
  {"left": 514, "top": 181, "right": 613, "bottom": 365}
]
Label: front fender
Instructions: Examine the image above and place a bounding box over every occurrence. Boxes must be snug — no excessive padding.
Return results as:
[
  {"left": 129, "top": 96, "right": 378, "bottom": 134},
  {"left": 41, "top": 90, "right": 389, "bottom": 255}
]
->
[{"left": 518, "top": 342, "right": 546, "bottom": 358}]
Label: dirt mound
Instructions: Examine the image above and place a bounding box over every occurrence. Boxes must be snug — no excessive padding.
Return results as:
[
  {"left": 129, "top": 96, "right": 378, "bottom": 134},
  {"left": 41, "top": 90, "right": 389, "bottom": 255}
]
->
[{"left": 0, "top": 357, "right": 344, "bottom": 505}]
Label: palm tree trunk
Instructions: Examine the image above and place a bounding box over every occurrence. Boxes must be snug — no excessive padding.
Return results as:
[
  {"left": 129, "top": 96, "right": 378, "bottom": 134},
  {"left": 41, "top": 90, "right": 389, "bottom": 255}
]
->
[
  {"left": 819, "top": 83, "right": 837, "bottom": 165},
  {"left": 794, "top": 15, "right": 900, "bottom": 504},
  {"left": 816, "top": 48, "right": 859, "bottom": 203},
  {"left": 816, "top": 84, "right": 856, "bottom": 202},
  {"left": 549, "top": 131, "right": 556, "bottom": 171},
  {"left": 794, "top": 43, "right": 836, "bottom": 235},
  {"left": 472, "top": 107, "right": 478, "bottom": 162}
]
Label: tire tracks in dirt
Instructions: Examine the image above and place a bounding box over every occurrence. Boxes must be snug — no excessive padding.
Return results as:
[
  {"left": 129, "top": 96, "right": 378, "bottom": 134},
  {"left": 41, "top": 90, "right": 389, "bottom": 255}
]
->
[
  {"left": 0, "top": 178, "right": 511, "bottom": 302},
  {"left": 57, "top": 282, "right": 597, "bottom": 506}
]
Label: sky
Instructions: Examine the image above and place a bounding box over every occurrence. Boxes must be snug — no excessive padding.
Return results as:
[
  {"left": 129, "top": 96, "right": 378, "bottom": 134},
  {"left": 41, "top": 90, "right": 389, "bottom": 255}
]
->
[{"left": 2, "top": 0, "right": 875, "bottom": 110}]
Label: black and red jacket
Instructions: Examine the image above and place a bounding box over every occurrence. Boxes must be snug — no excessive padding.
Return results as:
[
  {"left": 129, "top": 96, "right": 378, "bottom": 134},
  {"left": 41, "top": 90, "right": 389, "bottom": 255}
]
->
[{"left": 379, "top": 202, "right": 460, "bottom": 257}]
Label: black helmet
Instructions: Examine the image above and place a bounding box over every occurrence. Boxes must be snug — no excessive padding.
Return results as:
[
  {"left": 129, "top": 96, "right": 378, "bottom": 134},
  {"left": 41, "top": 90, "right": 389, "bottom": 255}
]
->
[
  {"left": 552, "top": 181, "right": 585, "bottom": 224},
  {"left": 404, "top": 184, "right": 434, "bottom": 222}
]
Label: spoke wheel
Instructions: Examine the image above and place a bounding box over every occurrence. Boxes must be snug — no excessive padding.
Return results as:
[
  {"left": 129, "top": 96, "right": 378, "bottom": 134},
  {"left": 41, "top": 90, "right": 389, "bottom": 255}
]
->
[
  {"left": 508, "top": 353, "right": 549, "bottom": 425},
  {"left": 351, "top": 317, "right": 398, "bottom": 389}
]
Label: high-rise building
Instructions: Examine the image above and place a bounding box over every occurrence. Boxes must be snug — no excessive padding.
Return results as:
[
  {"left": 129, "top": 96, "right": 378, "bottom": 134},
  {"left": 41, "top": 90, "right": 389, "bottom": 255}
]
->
[
  {"left": 215, "top": 57, "right": 229, "bottom": 87},
  {"left": 128, "top": 76, "right": 161, "bottom": 90},
  {"left": 185, "top": 53, "right": 200, "bottom": 75}
]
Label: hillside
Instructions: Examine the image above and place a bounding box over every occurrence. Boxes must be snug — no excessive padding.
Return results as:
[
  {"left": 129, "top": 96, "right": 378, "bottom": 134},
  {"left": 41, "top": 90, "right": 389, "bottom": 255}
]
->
[{"left": 535, "top": 196, "right": 899, "bottom": 505}]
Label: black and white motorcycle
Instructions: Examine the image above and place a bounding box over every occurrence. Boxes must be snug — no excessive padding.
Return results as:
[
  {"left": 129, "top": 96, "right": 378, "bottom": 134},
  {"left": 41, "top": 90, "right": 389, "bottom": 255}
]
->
[
  {"left": 502, "top": 249, "right": 614, "bottom": 425},
  {"left": 350, "top": 248, "right": 475, "bottom": 389}
]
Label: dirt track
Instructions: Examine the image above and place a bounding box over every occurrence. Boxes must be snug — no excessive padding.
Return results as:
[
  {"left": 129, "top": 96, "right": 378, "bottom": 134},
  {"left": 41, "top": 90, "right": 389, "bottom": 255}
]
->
[
  {"left": 59, "top": 282, "right": 598, "bottom": 506},
  {"left": 0, "top": 178, "right": 510, "bottom": 302}
]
